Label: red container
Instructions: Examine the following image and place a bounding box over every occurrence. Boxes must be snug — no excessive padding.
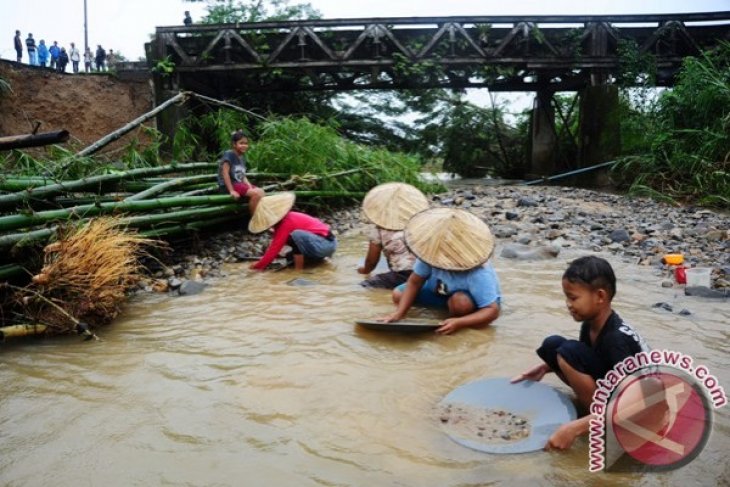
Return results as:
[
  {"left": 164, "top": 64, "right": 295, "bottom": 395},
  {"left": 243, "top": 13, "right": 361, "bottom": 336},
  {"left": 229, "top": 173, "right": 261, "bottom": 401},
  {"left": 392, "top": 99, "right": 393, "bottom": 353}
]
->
[{"left": 675, "top": 266, "right": 687, "bottom": 284}]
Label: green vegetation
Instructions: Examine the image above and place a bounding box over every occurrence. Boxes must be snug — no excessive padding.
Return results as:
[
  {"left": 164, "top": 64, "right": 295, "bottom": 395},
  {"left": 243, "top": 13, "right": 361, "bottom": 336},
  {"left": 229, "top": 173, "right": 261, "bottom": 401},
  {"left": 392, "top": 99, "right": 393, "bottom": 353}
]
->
[{"left": 613, "top": 41, "right": 730, "bottom": 207}]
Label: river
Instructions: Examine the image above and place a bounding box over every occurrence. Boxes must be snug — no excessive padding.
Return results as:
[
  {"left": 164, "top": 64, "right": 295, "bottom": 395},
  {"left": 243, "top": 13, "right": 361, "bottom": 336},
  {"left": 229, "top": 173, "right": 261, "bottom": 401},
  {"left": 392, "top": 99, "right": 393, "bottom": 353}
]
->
[{"left": 1, "top": 234, "right": 728, "bottom": 486}]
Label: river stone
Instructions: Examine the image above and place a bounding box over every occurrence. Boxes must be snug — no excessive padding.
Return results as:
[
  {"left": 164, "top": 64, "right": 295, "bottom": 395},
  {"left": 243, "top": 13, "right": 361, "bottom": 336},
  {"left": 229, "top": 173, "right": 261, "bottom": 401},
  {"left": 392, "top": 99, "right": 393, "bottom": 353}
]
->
[
  {"left": 500, "top": 243, "right": 560, "bottom": 260},
  {"left": 178, "top": 280, "right": 207, "bottom": 296},
  {"left": 286, "top": 278, "right": 318, "bottom": 286},
  {"left": 684, "top": 286, "right": 728, "bottom": 299},
  {"left": 609, "top": 229, "right": 631, "bottom": 243},
  {"left": 492, "top": 225, "right": 519, "bottom": 239}
]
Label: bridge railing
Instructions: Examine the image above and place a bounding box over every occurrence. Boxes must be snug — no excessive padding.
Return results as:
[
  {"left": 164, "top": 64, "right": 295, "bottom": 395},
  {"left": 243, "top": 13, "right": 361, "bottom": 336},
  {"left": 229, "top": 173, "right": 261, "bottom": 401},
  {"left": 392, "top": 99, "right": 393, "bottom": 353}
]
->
[{"left": 150, "top": 12, "right": 730, "bottom": 91}]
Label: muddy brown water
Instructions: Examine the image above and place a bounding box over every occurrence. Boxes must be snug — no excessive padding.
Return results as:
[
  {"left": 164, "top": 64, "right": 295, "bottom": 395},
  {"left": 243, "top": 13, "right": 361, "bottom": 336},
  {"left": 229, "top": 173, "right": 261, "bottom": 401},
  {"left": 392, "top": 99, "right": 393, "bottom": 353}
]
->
[{"left": 1, "top": 234, "right": 728, "bottom": 486}]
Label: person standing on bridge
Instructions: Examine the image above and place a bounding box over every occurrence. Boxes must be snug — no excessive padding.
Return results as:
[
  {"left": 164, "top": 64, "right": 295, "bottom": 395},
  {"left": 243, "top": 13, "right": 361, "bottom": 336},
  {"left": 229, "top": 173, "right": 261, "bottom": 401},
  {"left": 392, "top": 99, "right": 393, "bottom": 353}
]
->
[
  {"left": 183, "top": 11, "right": 193, "bottom": 27},
  {"left": 217, "top": 130, "right": 264, "bottom": 213}
]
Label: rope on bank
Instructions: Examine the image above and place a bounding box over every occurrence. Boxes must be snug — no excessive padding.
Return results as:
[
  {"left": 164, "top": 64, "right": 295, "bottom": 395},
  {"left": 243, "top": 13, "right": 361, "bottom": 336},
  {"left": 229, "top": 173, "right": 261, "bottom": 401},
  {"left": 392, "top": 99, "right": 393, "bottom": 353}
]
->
[{"left": 522, "top": 160, "right": 617, "bottom": 186}]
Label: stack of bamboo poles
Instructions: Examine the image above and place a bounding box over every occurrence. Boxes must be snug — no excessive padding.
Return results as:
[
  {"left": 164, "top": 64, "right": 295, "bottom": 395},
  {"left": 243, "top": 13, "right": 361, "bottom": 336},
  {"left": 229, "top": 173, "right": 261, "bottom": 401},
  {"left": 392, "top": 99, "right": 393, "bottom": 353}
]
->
[{"left": 0, "top": 164, "right": 366, "bottom": 282}]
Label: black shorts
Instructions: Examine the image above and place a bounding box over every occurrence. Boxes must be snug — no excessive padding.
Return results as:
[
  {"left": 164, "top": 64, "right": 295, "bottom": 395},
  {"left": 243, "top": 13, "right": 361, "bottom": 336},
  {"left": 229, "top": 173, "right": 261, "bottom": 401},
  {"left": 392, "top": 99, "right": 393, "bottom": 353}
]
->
[{"left": 537, "top": 335, "right": 607, "bottom": 381}]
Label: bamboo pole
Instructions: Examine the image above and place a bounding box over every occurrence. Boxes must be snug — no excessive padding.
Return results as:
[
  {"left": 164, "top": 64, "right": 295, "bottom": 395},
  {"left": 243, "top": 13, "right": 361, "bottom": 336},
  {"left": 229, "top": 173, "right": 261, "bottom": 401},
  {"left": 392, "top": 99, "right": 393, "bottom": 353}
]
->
[
  {"left": 125, "top": 174, "right": 216, "bottom": 201},
  {"left": 0, "top": 324, "right": 48, "bottom": 339},
  {"left": 0, "top": 205, "right": 244, "bottom": 249},
  {"left": 0, "top": 162, "right": 216, "bottom": 209},
  {"left": 76, "top": 92, "right": 188, "bottom": 157},
  {"left": 189, "top": 93, "right": 266, "bottom": 121},
  {"left": 140, "top": 215, "right": 240, "bottom": 238},
  {"left": 0, "top": 264, "right": 26, "bottom": 281},
  {"left": 0, "top": 194, "right": 234, "bottom": 232}
]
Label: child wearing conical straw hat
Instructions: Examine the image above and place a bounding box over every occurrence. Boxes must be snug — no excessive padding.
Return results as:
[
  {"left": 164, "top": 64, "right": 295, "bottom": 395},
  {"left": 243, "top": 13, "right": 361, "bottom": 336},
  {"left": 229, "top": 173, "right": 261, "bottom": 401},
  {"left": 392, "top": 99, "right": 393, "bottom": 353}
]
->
[
  {"left": 358, "top": 182, "right": 429, "bottom": 289},
  {"left": 381, "top": 207, "right": 501, "bottom": 335},
  {"left": 248, "top": 192, "right": 337, "bottom": 271}
]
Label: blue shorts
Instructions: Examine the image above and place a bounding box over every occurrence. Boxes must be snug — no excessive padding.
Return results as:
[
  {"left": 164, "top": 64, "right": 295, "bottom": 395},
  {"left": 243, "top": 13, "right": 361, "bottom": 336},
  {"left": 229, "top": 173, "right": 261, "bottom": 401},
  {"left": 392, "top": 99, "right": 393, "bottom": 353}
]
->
[
  {"left": 395, "top": 282, "right": 476, "bottom": 309},
  {"left": 536, "top": 335, "right": 606, "bottom": 381},
  {"left": 289, "top": 230, "right": 336, "bottom": 261}
]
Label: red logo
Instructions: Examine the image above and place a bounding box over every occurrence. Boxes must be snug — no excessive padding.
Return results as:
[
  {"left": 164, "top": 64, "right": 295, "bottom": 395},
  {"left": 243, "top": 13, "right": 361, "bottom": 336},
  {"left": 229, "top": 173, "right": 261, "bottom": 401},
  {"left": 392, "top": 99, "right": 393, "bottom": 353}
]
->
[{"left": 609, "top": 370, "right": 712, "bottom": 469}]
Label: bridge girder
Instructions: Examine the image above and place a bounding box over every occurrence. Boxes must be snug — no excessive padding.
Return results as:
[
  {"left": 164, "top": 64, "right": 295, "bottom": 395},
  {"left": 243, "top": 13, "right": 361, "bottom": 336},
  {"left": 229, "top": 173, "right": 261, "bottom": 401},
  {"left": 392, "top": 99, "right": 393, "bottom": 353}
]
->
[{"left": 149, "top": 12, "right": 730, "bottom": 96}]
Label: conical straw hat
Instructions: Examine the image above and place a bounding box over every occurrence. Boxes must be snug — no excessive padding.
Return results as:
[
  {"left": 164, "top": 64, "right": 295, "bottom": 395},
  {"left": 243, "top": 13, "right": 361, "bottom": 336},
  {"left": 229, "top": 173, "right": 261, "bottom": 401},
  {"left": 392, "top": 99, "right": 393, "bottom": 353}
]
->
[
  {"left": 361, "top": 182, "right": 430, "bottom": 231},
  {"left": 404, "top": 208, "right": 494, "bottom": 271},
  {"left": 248, "top": 192, "right": 296, "bottom": 234}
]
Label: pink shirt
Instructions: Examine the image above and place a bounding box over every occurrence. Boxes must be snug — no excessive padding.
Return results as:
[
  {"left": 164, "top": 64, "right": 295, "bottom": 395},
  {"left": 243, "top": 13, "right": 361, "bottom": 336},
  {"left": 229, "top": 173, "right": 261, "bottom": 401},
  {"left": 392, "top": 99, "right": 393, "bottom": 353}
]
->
[{"left": 253, "top": 211, "right": 330, "bottom": 270}]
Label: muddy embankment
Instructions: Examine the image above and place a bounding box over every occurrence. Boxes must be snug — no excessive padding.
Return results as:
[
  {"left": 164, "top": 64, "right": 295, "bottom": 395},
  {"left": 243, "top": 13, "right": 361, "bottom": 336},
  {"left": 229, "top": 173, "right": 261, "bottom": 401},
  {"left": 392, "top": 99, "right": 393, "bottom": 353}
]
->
[{"left": 0, "top": 60, "right": 153, "bottom": 150}]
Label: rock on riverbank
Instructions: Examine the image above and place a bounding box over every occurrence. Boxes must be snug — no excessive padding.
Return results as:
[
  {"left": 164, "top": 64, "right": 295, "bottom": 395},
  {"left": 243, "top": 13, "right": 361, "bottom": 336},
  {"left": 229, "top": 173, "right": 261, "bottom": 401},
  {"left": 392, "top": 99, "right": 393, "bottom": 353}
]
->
[{"left": 139, "top": 185, "right": 729, "bottom": 294}]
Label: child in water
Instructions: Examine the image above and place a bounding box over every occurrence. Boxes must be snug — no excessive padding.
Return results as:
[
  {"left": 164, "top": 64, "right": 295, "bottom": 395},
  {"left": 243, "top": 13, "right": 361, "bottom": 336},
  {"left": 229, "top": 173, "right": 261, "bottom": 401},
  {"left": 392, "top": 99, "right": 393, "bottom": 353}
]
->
[
  {"left": 512, "top": 256, "right": 650, "bottom": 450},
  {"left": 358, "top": 182, "right": 429, "bottom": 288},
  {"left": 381, "top": 207, "right": 501, "bottom": 335},
  {"left": 217, "top": 130, "right": 264, "bottom": 212},
  {"left": 248, "top": 192, "right": 337, "bottom": 271}
]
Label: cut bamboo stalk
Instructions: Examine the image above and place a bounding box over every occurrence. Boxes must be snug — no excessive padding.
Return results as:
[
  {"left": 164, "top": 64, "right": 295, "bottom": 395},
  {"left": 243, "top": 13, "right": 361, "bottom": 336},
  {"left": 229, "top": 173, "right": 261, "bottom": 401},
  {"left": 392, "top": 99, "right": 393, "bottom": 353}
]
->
[
  {"left": 0, "top": 205, "right": 245, "bottom": 249},
  {"left": 0, "top": 163, "right": 217, "bottom": 210},
  {"left": 76, "top": 92, "right": 187, "bottom": 157},
  {"left": 0, "top": 324, "right": 48, "bottom": 339},
  {"left": 0, "top": 194, "right": 234, "bottom": 232},
  {"left": 0, "top": 264, "right": 26, "bottom": 281},
  {"left": 125, "top": 174, "right": 216, "bottom": 201}
]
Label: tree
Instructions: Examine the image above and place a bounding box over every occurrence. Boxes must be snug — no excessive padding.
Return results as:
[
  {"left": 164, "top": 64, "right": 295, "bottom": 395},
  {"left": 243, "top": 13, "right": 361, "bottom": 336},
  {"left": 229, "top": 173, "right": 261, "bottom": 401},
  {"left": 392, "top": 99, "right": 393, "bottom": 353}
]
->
[{"left": 183, "top": 0, "right": 321, "bottom": 24}]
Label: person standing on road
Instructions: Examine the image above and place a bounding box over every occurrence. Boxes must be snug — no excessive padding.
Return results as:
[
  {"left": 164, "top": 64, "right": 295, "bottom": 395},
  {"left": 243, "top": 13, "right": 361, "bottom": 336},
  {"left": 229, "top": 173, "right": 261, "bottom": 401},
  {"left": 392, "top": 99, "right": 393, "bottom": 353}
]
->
[
  {"left": 48, "top": 41, "right": 60, "bottom": 69},
  {"left": 57, "top": 46, "right": 69, "bottom": 73},
  {"left": 25, "top": 33, "right": 37, "bottom": 66},
  {"left": 37, "top": 39, "right": 49, "bottom": 67},
  {"left": 69, "top": 42, "right": 80, "bottom": 73},
  {"left": 14, "top": 30, "right": 23, "bottom": 62},
  {"left": 83, "top": 46, "right": 93, "bottom": 72},
  {"left": 95, "top": 44, "right": 106, "bottom": 71}
]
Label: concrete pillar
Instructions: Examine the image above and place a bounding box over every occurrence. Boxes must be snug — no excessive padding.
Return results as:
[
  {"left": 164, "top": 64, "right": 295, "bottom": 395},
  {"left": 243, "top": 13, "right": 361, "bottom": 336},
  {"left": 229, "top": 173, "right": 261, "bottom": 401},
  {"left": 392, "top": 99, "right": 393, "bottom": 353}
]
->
[
  {"left": 529, "top": 89, "right": 557, "bottom": 177},
  {"left": 577, "top": 85, "right": 620, "bottom": 186}
]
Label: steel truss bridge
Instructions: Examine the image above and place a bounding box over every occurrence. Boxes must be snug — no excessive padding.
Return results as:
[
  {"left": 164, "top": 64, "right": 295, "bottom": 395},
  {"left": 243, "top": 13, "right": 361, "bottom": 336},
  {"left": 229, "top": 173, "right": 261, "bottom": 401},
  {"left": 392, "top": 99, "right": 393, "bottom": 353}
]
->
[{"left": 149, "top": 11, "right": 730, "bottom": 95}]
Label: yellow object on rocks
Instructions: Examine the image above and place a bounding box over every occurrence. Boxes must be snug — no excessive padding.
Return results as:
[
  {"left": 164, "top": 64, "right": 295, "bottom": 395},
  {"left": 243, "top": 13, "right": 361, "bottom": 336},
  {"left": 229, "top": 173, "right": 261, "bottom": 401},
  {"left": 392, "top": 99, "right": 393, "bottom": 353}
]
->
[{"left": 663, "top": 254, "right": 684, "bottom": 265}]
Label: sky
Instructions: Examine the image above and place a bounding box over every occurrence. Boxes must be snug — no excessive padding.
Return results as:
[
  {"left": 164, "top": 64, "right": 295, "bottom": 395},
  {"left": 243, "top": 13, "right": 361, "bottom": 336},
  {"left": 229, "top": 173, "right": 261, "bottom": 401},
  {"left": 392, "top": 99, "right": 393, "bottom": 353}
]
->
[
  {"left": 1, "top": 1, "right": 727, "bottom": 116},
  {"left": 2, "top": 1, "right": 728, "bottom": 62}
]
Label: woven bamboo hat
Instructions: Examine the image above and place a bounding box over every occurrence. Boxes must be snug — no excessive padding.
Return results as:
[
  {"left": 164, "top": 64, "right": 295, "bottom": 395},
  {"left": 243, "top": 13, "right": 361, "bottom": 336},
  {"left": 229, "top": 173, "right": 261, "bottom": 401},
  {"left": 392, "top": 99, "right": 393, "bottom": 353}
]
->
[
  {"left": 361, "top": 182, "right": 430, "bottom": 231},
  {"left": 248, "top": 192, "right": 296, "bottom": 234},
  {"left": 404, "top": 208, "right": 494, "bottom": 271}
]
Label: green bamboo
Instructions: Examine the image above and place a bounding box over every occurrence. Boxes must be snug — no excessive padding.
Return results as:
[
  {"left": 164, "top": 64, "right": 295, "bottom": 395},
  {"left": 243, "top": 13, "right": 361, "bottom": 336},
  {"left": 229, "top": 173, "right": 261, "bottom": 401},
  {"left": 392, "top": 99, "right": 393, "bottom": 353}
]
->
[
  {"left": 0, "top": 205, "right": 246, "bottom": 249},
  {"left": 0, "top": 263, "right": 26, "bottom": 280},
  {"left": 0, "top": 227, "right": 57, "bottom": 249},
  {"left": 125, "top": 174, "right": 216, "bottom": 201},
  {"left": 0, "top": 162, "right": 217, "bottom": 209},
  {"left": 0, "top": 194, "right": 234, "bottom": 232},
  {"left": 140, "top": 215, "right": 240, "bottom": 238}
]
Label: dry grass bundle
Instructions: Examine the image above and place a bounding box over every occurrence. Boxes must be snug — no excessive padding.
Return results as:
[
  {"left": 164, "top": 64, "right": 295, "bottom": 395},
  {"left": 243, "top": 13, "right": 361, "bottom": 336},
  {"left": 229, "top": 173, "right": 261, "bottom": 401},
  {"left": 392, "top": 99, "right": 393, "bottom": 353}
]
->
[{"left": 22, "top": 217, "right": 158, "bottom": 333}]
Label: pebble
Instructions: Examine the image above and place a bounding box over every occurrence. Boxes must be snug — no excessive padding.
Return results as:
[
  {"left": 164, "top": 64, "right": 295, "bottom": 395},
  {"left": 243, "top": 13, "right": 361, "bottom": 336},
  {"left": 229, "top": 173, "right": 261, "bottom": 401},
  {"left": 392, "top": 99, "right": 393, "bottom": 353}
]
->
[{"left": 133, "top": 185, "right": 728, "bottom": 295}]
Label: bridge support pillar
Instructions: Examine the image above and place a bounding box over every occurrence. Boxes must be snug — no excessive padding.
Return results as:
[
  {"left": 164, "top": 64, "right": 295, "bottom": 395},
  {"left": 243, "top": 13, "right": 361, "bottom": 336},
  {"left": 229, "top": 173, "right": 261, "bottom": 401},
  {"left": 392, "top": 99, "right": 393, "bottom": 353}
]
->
[
  {"left": 153, "top": 77, "right": 189, "bottom": 157},
  {"left": 529, "top": 89, "right": 557, "bottom": 177},
  {"left": 577, "top": 85, "right": 620, "bottom": 186}
]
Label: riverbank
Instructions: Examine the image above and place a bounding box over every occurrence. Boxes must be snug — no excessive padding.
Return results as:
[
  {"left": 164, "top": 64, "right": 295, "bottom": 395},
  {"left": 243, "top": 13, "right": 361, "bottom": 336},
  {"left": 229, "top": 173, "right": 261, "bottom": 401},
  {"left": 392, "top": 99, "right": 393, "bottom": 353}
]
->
[{"left": 140, "top": 184, "right": 729, "bottom": 294}]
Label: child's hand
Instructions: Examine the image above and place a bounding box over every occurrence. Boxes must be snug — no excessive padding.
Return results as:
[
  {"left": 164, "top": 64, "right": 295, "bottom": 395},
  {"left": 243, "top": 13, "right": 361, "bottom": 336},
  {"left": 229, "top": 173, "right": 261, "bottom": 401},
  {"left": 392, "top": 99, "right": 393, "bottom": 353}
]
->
[
  {"left": 544, "top": 417, "right": 589, "bottom": 451},
  {"left": 545, "top": 422, "right": 579, "bottom": 451},
  {"left": 380, "top": 311, "right": 403, "bottom": 323},
  {"left": 511, "top": 363, "right": 549, "bottom": 383},
  {"left": 357, "top": 265, "right": 367, "bottom": 274},
  {"left": 436, "top": 317, "right": 461, "bottom": 335},
  {"left": 229, "top": 190, "right": 240, "bottom": 200},
  {"left": 248, "top": 263, "right": 260, "bottom": 271}
]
